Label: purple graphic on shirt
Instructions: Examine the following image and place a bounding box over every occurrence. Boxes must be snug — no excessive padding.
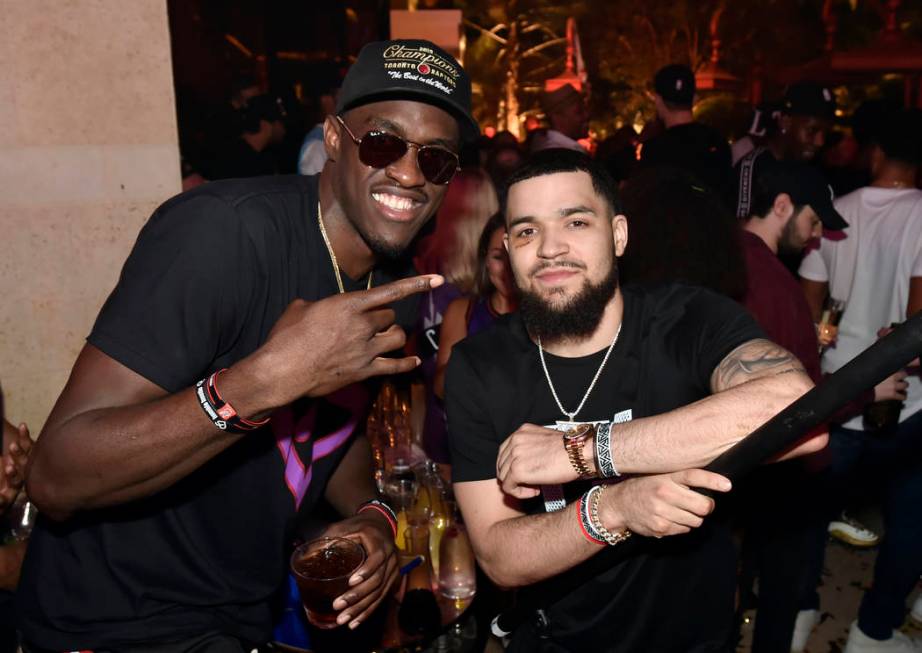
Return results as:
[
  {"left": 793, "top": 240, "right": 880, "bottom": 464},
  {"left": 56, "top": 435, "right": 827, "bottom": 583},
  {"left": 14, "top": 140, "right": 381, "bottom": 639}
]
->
[{"left": 271, "top": 384, "right": 370, "bottom": 508}]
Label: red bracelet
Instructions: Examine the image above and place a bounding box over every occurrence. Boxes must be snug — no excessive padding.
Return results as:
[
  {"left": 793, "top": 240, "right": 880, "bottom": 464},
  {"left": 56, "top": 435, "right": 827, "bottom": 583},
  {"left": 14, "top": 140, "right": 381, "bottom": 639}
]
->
[{"left": 358, "top": 502, "right": 398, "bottom": 539}]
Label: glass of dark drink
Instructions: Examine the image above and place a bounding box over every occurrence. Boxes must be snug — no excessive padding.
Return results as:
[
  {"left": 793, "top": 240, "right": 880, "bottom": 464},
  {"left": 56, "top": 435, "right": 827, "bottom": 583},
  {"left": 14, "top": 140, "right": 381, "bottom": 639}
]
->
[{"left": 291, "top": 537, "right": 366, "bottom": 629}]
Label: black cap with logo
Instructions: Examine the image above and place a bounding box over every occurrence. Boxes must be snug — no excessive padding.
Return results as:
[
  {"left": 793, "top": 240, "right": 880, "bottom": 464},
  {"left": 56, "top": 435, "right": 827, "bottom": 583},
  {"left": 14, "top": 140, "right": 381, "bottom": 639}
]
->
[
  {"left": 336, "top": 39, "right": 479, "bottom": 143},
  {"left": 780, "top": 82, "right": 836, "bottom": 120},
  {"left": 756, "top": 158, "right": 848, "bottom": 230},
  {"left": 653, "top": 64, "right": 696, "bottom": 106}
]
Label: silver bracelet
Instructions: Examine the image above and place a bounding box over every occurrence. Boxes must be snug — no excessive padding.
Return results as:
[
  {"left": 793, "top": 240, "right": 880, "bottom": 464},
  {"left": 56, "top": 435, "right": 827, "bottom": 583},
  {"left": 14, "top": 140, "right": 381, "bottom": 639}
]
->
[
  {"left": 589, "top": 485, "right": 632, "bottom": 546},
  {"left": 596, "top": 422, "right": 620, "bottom": 478},
  {"left": 580, "top": 486, "right": 606, "bottom": 544}
]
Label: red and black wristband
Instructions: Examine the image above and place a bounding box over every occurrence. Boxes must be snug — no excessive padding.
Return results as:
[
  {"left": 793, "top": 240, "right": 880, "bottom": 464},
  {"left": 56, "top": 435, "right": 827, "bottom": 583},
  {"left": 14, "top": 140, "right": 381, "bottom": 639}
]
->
[{"left": 195, "top": 369, "right": 270, "bottom": 434}]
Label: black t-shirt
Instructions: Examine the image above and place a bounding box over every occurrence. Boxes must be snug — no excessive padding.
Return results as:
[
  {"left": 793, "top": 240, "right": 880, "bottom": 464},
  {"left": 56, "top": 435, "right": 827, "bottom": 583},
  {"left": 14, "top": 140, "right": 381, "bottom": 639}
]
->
[
  {"left": 17, "top": 175, "right": 417, "bottom": 649},
  {"left": 445, "top": 283, "right": 764, "bottom": 652},
  {"left": 641, "top": 122, "right": 733, "bottom": 197}
]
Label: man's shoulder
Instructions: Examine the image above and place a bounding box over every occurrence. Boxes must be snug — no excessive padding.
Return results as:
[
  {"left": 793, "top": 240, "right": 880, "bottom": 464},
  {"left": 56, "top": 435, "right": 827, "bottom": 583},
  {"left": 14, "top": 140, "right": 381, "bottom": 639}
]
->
[{"left": 453, "top": 313, "right": 527, "bottom": 366}]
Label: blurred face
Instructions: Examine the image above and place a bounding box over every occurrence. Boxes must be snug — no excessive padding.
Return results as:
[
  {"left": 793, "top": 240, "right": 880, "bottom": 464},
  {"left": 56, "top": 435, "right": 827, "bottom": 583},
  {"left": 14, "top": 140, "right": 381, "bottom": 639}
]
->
[
  {"left": 504, "top": 171, "right": 627, "bottom": 338},
  {"left": 328, "top": 100, "right": 460, "bottom": 260},
  {"left": 486, "top": 226, "right": 514, "bottom": 298},
  {"left": 783, "top": 115, "right": 828, "bottom": 160},
  {"left": 552, "top": 100, "right": 590, "bottom": 140},
  {"left": 780, "top": 205, "right": 821, "bottom": 254}
]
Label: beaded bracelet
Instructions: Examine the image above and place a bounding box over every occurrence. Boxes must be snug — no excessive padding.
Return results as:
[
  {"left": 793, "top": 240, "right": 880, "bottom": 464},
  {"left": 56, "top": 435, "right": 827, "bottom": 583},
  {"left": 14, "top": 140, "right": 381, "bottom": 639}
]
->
[{"left": 576, "top": 488, "right": 606, "bottom": 546}]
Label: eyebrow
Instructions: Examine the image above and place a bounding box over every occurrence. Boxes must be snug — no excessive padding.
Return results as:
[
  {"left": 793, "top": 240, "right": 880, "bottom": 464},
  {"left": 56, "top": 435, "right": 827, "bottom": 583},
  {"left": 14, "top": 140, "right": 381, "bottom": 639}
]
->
[
  {"left": 508, "top": 205, "right": 597, "bottom": 229},
  {"left": 365, "top": 117, "right": 458, "bottom": 150}
]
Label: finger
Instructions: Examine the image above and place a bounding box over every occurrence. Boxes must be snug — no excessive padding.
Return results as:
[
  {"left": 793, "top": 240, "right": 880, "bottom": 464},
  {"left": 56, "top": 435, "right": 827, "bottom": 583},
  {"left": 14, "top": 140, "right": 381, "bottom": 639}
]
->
[
  {"left": 674, "top": 469, "right": 732, "bottom": 494},
  {"left": 17, "top": 423, "right": 30, "bottom": 440},
  {"left": 336, "top": 565, "right": 386, "bottom": 624},
  {"left": 366, "top": 308, "right": 397, "bottom": 333},
  {"left": 369, "top": 325, "right": 407, "bottom": 354},
  {"left": 365, "top": 355, "right": 421, "bottom": 379},
  {"left": 657, "top": 502, "right": 707, "bottom": 529},
  {"left": 496, "top": 445, "right": 511, "bottom": 481},
  {"left": 354, "top": 275, "right": 444, "bottom": 310},
  {"left": 506, "top": 484, "right": 541, "bottom": 499},
  {"left": 347, "top": 556, "right": 399, "bottom": 629}
]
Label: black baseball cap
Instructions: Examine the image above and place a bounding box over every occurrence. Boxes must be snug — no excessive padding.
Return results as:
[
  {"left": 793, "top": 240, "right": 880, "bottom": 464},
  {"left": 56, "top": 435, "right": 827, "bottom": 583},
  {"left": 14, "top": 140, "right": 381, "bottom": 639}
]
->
[
  {"left": 756, "top": 159, "right": 847, "bottom": 230},
  {"left": 780, "top": 82, "right": 836, "bottom": 120},
  {"left": 336, "top": 39, "right": 479, "bottom": 143},
  {"left": 654, "top": 64, "right": 696, "bottom": 106}
]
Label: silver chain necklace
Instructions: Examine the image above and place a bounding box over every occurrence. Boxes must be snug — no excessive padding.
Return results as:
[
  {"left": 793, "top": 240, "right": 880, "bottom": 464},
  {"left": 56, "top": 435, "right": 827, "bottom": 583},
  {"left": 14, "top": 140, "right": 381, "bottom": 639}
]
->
[{"left": 537, "top": 323, "right": 622, "bottom": 421}]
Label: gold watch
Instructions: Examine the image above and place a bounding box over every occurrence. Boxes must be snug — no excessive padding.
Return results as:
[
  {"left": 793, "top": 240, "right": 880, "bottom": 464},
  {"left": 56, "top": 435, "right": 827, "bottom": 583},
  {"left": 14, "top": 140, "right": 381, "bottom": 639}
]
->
[{"left": 563, "top": 423, "right": 595, "bottom": 479}]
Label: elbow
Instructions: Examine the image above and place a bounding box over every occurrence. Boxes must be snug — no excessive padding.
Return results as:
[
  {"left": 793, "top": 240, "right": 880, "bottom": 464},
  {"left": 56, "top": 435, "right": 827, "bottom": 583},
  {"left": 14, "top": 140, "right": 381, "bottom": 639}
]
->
[
  {"left": 775, "top": 371, "right": 814, "bottom": 408},
  {"left": 26, "top": 459, "right": 76, "bottom": 522}
]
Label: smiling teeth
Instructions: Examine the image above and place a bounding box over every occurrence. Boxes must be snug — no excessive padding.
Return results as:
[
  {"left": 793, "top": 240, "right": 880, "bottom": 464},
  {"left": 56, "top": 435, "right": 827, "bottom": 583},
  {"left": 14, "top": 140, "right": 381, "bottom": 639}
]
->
[{"left": 372, "top": 193, "right": 415, "bottom": 211}]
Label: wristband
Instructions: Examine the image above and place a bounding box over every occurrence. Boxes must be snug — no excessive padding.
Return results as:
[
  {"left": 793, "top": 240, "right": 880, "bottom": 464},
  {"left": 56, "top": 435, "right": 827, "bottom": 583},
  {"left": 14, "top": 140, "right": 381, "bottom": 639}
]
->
[
  {"left": 596, "top": 422, "right": 620, "bottom": 478},
  {"left": 589, "top": 485, "right": 632, "bottom": 547},
  {"left": 576, "top": 490, "right": 605, "bottom": 546},
  {"left": 357, "top": 499, "right": 398, "bottom": 539},
  {"left": 195, "top": 369, "right": 270, "bottom": 434}
]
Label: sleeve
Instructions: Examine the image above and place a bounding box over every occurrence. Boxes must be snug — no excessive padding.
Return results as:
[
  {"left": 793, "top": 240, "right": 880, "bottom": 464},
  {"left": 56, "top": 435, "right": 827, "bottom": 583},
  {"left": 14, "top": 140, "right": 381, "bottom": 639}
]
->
[
  {"left": 672, "top": 287, "right": 766, "bottom": 389},
  {"left": 88, "top": 192, "right": 256, "bottom": 393},
  {"left": 445, "top": 346, "right": 502, "bottom": 483},
  {"left": 298, "top": 140, "right": 327, "bottom": 176},
  {"left": 798, "top": 242, "right": 829, "bottom": 282},
  {"left": 913, "top": 210, "right": 922, "bottom": 277}
]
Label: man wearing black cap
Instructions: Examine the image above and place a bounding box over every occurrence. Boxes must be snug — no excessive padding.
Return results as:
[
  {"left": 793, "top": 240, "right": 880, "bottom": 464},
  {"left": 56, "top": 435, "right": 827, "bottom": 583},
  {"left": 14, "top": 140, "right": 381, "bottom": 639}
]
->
[
  {"left": 640, "top": 63, "right": 732, "bottom": 196},
  {"left": 734, "top": 81, "right": 836, "bottom": 218},
  {"left": 531, "top": 83, "right": 589, "bottom": 153},
  {"left": 19, "top": 39, "right": 477, "bottom": 651},
  {"left": 736, "top": 160, "right": 844, "bottom": 653}
]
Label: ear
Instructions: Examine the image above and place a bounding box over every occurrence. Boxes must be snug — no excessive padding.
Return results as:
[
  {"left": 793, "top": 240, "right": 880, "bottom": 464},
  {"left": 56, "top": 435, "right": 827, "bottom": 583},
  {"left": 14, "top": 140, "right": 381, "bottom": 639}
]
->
[
  {"left": 323, "top": 115, "right": 342, "bottom": 161},
  {"left": 612, "top": 214, "right": 629, "bottom": 257},
  {"left": 772, "top": 192, "right": 795, "bottom": 222}
]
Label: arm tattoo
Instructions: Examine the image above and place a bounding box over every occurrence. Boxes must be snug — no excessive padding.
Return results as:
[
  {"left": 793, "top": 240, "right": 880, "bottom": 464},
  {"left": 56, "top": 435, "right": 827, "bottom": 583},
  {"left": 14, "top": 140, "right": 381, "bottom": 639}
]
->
[{"left": 711, "top": 339, "right": 806, "bottom": 392}]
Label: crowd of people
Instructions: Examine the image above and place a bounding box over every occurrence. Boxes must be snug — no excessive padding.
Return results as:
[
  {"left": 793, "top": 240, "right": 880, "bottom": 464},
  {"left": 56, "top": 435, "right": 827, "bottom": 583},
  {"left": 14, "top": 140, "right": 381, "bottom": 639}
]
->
[{"left": 1, "top": 35, "right": 922, "bottom": 653}]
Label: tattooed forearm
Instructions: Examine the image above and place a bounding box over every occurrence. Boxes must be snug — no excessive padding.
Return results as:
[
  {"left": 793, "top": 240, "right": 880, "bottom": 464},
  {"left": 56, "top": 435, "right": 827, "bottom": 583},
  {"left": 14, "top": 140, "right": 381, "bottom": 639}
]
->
[{"left": 711, "top": 339, "right": 807, "bottom": 392}]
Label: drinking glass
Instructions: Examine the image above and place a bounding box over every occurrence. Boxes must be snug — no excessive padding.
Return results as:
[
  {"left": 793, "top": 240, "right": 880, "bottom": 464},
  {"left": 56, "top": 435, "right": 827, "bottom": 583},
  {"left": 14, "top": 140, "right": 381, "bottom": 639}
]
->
[
  {"left": 818, "top": 297, "right": 846, "bottom": 352},
  {"left": 290, "top": 537, "right": 365, "bottom": 629},
  {"left": 437, "top": 522, "right": 476, "bottom": 601}
]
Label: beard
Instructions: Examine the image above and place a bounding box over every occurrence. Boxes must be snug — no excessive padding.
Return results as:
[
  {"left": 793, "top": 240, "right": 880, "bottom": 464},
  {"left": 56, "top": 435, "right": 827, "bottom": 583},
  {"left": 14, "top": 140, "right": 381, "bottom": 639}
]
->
[
  {"left": 778, "top": 212, "right": 806, "bottom": 256},
  {"left": 518, "top": 259, "right": 620, "bottom": 343}
]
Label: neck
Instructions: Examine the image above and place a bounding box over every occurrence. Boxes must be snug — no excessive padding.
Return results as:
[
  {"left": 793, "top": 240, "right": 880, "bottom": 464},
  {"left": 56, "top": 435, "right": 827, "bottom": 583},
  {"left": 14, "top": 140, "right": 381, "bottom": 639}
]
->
[
  {"left": 490, "top": 291, "right": 517, "bottom": 315},
  {"left": 538, "top": 290, "right": 624, "bottom": 357},
  {"left": 317, "top": 170, "right": 375, "bottom": 279},
  {"left": 663, "top": 110, "right": 693, "bottom": 129},
  {"left": 871, "top": 163, "right": 916, "bottom": 190},
  {"left": 743, "top": 218, "right": 779, "bottom": 254}
]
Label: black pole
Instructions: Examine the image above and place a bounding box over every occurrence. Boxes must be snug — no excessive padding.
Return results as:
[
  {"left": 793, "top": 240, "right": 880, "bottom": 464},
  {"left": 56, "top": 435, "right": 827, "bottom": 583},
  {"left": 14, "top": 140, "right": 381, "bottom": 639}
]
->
[{"left": 705, "top": 311, "right": 922, "bottom": 480}]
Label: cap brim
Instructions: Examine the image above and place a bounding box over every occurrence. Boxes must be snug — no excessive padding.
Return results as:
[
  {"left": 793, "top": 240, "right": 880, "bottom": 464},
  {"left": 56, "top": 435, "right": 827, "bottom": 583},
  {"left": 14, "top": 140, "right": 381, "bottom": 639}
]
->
[
  {"left": 338, "top": 87, "right": 480, "bottom": 144},
  {"left": 813, "top": 202, "right": 848, "bottom": 231}
]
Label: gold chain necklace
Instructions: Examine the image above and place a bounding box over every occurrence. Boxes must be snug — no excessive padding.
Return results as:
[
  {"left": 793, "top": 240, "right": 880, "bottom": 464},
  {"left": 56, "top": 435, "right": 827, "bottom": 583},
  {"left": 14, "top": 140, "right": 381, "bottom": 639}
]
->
[{"left": 317, "top": 201, "right": 372, "bottom": 294}]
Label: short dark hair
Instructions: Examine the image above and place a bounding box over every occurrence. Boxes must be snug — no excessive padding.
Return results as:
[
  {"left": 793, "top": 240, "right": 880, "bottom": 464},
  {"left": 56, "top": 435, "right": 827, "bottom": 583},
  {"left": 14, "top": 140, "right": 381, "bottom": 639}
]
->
[
  {"left": 873, "top": 109, "right": 922, "bottom": 166},
  {"left": 502, "top": 148, "right": 622, "bottom": 217}
]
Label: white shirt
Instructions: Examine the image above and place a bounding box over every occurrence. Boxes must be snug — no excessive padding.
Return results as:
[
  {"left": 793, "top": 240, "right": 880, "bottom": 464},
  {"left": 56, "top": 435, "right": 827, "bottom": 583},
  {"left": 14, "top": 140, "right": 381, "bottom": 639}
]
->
[
  {"left": 530, "top": 129, "right": 587, "bottom": 153},
  {"left": 799, "top": 187, "right": 922, "bottom": 428}
]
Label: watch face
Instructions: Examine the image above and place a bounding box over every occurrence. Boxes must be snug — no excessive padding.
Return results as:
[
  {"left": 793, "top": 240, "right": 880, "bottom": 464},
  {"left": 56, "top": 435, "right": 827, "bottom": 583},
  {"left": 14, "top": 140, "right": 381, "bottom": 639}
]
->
[{"left": 564, "top": 422, "right": 595, "bottom": 441}]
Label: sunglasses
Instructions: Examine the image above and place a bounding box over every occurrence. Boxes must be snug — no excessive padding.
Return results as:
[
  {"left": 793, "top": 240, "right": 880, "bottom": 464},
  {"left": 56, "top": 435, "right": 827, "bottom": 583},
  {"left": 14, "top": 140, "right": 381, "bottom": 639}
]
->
[{"left": 336, "top": 116, "right": 459, "bottom": 185}]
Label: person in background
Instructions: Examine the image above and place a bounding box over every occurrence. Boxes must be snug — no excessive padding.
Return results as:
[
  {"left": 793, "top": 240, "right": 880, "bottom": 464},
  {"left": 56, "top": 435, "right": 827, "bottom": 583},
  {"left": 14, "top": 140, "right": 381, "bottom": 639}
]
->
[
  {"left": 797, "top": 109, "right": 922, "bottom": 653},
  {"left": 640, "top": 64, "right": 732, "bottom": 197},
  {"left": 299, "top": 82, "right": 341, "bottom": 176},
  {"left": 530, "top": 83, "right": 589, "bottom": 153},
  {"left": 414, "top": 169, "right": 499, "bottom": 466},
  {"left": 203, "top": 93, "right": 287, "bottom": 180},
  {"left": 435, "top": 211, "right": 518, "bottom": 403},
  {"left": 595, "top": 126, "right": 639, "bottom": 187},
  {"left": 619, "top": 166, "right": 748, "bottom": 299},
  {"left": 0, "top": 386, "right": 33, "bottom": 653},
  {"left": 737, "top": 158, "right": 848, "bottom": 653},
  {"left": 735, "top": 82, "right": 836, "bottom": 218}
]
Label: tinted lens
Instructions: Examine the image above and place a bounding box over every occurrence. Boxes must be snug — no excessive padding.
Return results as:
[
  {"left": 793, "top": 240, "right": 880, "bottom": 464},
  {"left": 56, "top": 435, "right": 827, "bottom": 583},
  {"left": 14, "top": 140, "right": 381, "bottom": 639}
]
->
[
  {"left": 358, "top": 132, "right": 407, "bottom": 169},
  {"left": 418, "top": 147, "right": 459, "bottom": 185}
]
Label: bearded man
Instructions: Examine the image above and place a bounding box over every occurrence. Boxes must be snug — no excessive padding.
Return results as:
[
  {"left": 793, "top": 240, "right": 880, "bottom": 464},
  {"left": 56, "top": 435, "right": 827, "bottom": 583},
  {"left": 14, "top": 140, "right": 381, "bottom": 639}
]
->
[{"left": 445, "top": 149, "right": 826, "bottom": 652}]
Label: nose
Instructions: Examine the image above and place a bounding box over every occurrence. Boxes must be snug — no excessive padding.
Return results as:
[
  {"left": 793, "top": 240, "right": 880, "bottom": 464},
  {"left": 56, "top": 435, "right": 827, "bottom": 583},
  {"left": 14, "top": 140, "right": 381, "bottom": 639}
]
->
[
  {"left": 814, "top": 131, "right": 825, "bottom": 148},
  {"left": 385, "top": 144, "right": 427, "bottom": 188},
  {"left": 536, "top": 225, "right": 568, "bottom": 260}
]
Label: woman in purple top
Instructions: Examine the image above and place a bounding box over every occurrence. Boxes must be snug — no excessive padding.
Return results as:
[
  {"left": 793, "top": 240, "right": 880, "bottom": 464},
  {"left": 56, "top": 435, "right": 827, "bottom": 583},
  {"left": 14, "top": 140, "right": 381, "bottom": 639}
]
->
[{"left": 432, "top": 213, "right": 518, "bottom": 471}]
